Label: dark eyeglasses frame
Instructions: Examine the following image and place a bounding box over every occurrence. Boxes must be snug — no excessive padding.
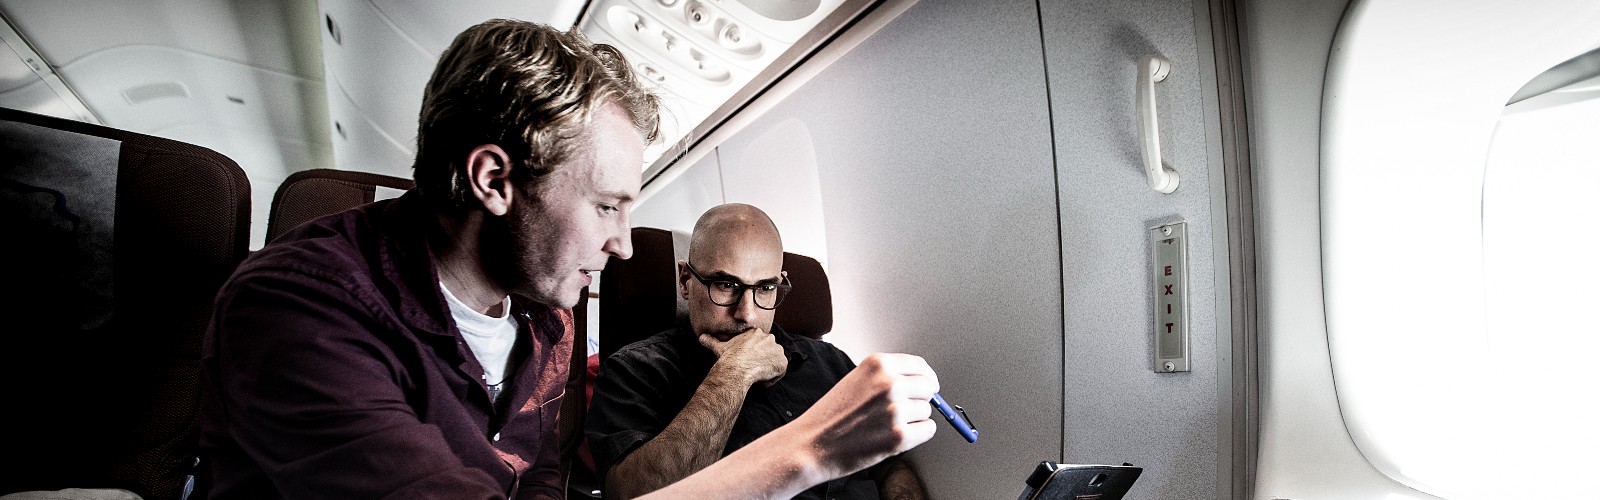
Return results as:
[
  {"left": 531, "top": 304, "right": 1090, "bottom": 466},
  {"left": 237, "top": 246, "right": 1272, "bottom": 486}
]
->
[{"left": 684, "top": 261, "right": 793, "bottom": 310}]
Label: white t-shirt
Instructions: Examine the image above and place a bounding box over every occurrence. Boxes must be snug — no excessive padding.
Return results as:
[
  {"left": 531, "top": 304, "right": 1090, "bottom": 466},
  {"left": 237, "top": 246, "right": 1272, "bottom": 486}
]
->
[{"left": 439, "top": 281, "right": 517, "bottom": 401}]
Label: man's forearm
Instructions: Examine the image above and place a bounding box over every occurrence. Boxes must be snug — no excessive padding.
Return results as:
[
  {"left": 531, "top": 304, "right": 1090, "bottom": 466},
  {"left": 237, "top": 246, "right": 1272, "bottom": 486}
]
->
[
  {"left": 605, "top": 369, "right": 751, "bottom": 498},
  {"left": 638, "top": 419, "right": 830, "bottom": 500},
  {"left": 637, "top": 353, "right": 940, "bottom": 500}
]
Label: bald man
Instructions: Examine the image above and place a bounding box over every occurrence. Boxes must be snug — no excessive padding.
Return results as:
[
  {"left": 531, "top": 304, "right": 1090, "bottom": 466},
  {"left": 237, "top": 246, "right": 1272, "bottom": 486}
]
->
[{"left": 586, "top": 204, "right": 925, "bottom": 499}]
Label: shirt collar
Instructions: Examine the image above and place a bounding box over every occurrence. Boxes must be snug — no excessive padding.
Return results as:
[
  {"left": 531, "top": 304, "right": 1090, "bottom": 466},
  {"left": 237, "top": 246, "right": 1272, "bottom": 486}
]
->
[{"left": 376, "top": 191, "right": 454, "bottom": 338}]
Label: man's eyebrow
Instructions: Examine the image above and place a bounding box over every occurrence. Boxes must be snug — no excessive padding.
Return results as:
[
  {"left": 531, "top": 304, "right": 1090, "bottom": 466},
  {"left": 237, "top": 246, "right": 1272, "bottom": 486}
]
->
[
  {"left": 703, "top": 270, "right": 781, "bottom": 285},
  {"left": 599, "top": 189, "right": 635, "bottom": 203}
]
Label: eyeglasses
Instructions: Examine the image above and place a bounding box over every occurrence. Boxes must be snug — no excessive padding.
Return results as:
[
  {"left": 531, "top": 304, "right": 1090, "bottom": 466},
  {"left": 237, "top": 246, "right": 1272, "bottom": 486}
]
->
[{"left": 684, "top": 261, "right": 792, "bottom": 310}]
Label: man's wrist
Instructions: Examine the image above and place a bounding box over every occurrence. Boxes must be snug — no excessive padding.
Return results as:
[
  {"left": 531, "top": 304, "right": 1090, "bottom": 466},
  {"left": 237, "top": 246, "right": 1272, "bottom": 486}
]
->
[
  {"left": 761, "top": 424, "right": 832, "bottom": 494},
  {"left": 707, "top": 358, "right": 761, "bottom": 387}
]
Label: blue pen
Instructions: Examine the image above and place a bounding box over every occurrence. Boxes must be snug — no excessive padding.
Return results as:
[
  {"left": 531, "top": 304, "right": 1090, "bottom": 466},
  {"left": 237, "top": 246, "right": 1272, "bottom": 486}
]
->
[{"left": 930, "top": 393, "right": 978, "bottom": 443}]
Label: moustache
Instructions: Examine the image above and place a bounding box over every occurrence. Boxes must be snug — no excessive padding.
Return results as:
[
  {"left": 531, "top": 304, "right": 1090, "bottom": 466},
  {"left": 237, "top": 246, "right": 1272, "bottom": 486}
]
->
[{"left": 713, "top": 326, "right": 757, "bottom": 339}]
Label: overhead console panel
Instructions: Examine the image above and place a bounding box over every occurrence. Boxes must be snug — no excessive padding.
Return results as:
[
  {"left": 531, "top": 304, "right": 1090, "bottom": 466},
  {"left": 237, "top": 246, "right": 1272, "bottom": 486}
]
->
[{"left": 577, "top": 0, "right": 856, "bottom": 168}]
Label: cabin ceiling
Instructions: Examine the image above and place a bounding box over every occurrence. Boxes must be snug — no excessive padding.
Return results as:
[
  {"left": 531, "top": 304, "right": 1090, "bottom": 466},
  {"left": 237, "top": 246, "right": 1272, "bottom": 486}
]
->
[{"left": 0, "top": 0, "right": 847, "bottom": 249}]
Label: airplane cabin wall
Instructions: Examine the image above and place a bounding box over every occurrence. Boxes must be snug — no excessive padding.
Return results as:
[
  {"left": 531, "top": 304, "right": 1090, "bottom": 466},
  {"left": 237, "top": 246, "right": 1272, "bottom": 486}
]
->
[
  {"left": 630, "top": 152, "right": 723, "bottom": 234},
  {"left": 1040, "top": 1, "right": 1226, "bottom": 499},
  {"left": 635, "top": 0, "right": 1233, "bottom": 497}
]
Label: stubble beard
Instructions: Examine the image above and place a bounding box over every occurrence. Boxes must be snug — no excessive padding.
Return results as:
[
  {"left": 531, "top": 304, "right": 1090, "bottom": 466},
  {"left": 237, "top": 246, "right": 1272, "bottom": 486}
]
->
[{"left": 480, "top": 196, "right": 575, "bottom": 309}]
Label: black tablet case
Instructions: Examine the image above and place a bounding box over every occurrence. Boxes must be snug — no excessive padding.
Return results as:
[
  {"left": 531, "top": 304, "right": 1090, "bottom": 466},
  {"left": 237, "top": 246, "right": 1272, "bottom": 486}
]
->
[{"left": 1017, "top": 461, "right": 1143, "bottom": 500}]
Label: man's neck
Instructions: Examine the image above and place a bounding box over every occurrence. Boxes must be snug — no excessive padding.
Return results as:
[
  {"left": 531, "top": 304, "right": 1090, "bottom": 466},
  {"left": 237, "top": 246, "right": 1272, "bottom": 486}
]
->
[{"left": 430, "top": 212, "right": 507, "bottom": 316}]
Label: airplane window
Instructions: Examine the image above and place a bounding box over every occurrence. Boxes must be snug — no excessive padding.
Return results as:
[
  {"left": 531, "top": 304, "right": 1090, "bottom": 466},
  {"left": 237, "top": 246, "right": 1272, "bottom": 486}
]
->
[
  {"left": 1478, "top": 75, "right": 1600, "bottom": 498},
  {"left": 1318, "top": 3, "right": 1600, "bottom": 498}
]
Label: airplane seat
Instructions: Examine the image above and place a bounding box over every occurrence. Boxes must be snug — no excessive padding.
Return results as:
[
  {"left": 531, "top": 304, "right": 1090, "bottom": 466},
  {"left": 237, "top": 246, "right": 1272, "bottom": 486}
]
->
[
  {"left": 566, "top": 226, "right": 685, "bottom": 498},
  {"left": 262, "top": 166, "right": 594, "bottom": 498},
  {"left": 572, "top": 225, "right": 834, "bottom": 497},
  {"left": 596, "top": 227, "right": 689, "bottom": 361},
  {"left": 0, "top": 107, "right": 251, "bottom": 500},
  {"left": 773, "top": 251, "right": 835, "bottom": 339},
  {"left": 263, "top": 168, "right": 414, "bottom": 243}
]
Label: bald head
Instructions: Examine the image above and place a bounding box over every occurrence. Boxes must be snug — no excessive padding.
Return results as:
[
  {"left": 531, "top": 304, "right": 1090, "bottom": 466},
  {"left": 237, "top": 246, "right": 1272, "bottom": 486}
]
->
[
  {"left": 681, "top": 203, "right": 785, "bottom": 339},
  {"left": 688, "top": 203, "right": 782, "bottom": 265}
]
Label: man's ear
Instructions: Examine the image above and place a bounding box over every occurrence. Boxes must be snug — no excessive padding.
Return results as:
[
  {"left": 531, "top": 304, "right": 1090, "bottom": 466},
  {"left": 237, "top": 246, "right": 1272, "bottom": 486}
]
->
[
  {"left": 464, "top": 144, "right": 514, "bottom": 216},
  {"left": 678, "top": 260, "right": 692, "bottom": 300}
]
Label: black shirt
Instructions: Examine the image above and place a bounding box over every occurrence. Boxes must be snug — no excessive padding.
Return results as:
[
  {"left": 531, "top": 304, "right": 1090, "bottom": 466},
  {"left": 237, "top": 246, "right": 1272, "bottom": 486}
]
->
[{"left": 586, "top": 325, "right": 877, "bottom": 499}]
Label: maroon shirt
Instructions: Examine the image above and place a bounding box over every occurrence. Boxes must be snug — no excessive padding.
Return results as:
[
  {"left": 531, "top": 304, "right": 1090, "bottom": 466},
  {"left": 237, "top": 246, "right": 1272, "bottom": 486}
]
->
[{"left": 201, "top": 191, "right": 570, "bottom": 499}]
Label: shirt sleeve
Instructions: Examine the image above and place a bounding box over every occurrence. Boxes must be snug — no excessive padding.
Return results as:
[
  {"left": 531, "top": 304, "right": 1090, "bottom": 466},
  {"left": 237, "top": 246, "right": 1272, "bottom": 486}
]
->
[
  {"left": 207, "top": 264, "right": 506, "bottom": 499},
  {"left": 583, "top": 346, "right": 683, "bottom": 483},
  {"left": 812, "top": 338, "right": 859, "bottom": 379}
]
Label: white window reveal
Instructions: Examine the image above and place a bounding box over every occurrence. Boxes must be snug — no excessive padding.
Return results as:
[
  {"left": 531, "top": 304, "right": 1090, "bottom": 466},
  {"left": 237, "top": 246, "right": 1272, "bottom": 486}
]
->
[{"left": 1321, "top": 1, "right": 1600, "bottom": 498}]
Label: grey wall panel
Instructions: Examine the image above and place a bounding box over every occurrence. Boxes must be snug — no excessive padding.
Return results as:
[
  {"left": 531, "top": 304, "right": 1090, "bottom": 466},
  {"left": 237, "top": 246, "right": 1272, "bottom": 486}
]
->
[
  {"left": 706, "top": 0, "right": 1063, "bottom": 497},
  {"left": 719, "top": 118, "right": 833, "bottom": 264},
  {"left": 1039, "top": 0, "right": 1222, "bottom": 499},
  {"left": 631, "top": 151, "right": 724, "bottom": 234}
]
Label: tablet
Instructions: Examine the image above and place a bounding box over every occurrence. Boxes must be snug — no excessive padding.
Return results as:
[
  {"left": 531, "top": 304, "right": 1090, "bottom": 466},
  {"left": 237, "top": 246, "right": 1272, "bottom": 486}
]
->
[{"left": 1016, "top": 461, "right": 1142, "bottom": 500}]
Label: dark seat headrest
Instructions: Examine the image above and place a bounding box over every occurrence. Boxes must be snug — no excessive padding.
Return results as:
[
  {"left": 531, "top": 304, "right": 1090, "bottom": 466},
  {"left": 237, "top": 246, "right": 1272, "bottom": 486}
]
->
[
  {"left": 597, "top": 227, "right": 684, "bottom": 360},
  {"left": 775, "top": 252, "right": 833, "bottom": 338},
  {"left": 266, "top": 168, "right": 414, "bottom": 243}
]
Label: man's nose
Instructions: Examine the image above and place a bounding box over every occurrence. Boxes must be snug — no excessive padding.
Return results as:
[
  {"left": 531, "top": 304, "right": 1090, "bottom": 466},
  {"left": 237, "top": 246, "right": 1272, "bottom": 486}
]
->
[
  {"left": 605, "top": 224, "right": 633, "bottom": 260},
  {"left": 729, "top": 289, "right": 761, "bottom": 320}
]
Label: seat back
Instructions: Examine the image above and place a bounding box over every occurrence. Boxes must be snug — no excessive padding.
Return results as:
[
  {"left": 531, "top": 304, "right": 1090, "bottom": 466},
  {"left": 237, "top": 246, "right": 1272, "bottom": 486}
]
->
[
  {"left": 774, "top": 252, "right": 834, "bottom": 337},
  {"left": 597, "top": 227, "right": 688, "bottom": 360},
  {"left": 265, "top": 168, "right": 414, "bottom": 242},
  {"left": 1, "top": 107, "right": 251, "bottom": 499},
  {"left": 596, "top": 226, "right": 835, "bottom": 361}
]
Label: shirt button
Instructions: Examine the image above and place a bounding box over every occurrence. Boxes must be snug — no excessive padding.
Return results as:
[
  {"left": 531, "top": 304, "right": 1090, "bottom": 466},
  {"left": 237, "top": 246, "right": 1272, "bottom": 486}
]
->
[
  {"left": 784, "top": 410, "right": 794, "bottom": 417},
  {"left": 492, "top": 433, "right": 501, "bottom": 442}
]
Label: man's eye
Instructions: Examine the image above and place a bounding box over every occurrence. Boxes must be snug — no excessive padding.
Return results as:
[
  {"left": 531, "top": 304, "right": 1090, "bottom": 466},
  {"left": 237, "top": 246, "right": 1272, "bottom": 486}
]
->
[
  {"left": 713, "top": 282, "right": 740, "bottom": 291},
  {"left": 598, "top": 204, "right": 619, "bottom": 214},
  {"left": 755, "top": 284, "right": 777, "bottom": 292}
]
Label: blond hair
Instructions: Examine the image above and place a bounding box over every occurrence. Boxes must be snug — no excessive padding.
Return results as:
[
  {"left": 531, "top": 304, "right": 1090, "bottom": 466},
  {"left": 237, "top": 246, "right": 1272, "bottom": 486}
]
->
[{"left": 413, "top": 19, "right": 660, "bottom": 212}]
